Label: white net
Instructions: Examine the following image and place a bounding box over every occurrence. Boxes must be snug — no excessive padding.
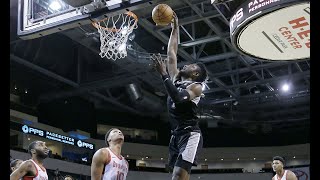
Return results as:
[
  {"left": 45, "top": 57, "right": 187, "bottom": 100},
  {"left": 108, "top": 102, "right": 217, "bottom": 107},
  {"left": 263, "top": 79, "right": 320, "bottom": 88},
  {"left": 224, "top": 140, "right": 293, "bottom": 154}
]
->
[{"left": 93, "top": 12, "right": 138, "bottom": 61}]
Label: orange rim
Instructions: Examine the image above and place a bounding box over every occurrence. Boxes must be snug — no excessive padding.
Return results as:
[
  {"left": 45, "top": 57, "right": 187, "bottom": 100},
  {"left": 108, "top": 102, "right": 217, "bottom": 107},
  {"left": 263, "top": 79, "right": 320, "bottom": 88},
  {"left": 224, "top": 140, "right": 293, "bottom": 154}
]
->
[{"left": 92, "top": 11, "right": 138, "bottom": 33}]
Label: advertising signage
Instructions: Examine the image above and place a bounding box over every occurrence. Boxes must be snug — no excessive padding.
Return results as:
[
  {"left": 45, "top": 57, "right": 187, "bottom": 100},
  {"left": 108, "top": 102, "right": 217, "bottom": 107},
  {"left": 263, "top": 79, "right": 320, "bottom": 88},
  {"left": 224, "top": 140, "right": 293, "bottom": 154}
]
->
[
  {"left": 11, "top": 121, "right": 94, "bottom": 150},
  {"left": 229, "top": 0, "right": 309, "bottom": 61}
]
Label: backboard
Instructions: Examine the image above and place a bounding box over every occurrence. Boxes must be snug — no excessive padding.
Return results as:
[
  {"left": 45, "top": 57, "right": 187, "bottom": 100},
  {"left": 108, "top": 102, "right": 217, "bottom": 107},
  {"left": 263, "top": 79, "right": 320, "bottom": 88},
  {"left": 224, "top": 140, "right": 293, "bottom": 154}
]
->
[{"left": 17, "top": 0, "right": 152, "bottom": 40}]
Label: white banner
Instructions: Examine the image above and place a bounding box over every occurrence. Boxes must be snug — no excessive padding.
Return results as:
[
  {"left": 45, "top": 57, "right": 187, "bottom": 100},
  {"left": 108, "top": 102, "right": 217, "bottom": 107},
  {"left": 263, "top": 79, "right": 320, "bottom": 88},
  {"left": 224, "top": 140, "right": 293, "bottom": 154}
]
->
[
  {"left": 237, "top": 3, "right": 310, "bottom": 60},
  {"left": 288, "top": 166, "right": 309, "bottom": 180}
]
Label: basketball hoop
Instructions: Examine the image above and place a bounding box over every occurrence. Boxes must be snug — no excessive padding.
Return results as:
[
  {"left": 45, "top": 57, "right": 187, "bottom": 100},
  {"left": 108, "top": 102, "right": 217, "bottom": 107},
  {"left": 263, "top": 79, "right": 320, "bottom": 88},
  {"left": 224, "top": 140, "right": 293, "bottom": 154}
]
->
[{"left": 92, "top": 11, "right": 138, "bottom": 61}]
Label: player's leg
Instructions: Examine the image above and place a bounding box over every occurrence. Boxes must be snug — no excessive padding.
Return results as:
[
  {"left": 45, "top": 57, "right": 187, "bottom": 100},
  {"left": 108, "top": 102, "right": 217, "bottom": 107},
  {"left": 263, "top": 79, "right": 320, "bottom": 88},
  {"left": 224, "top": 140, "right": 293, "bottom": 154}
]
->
[
  {"left": 172, "top": 165, "right": 189, "bottom": 180},
  {"left": 185, "top": 173, "right": 190, "bottom": 180},
  {"left": 168, "top": 134, "right": 179, "bottom": 172},
  {"left": 172, "top": 131, "right": 203, "bottom": 180}
]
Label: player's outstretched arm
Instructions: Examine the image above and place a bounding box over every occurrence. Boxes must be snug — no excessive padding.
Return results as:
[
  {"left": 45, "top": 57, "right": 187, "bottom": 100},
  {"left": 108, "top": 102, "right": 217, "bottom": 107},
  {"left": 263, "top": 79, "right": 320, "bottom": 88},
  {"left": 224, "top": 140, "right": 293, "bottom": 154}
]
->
[
  {"left": 91, "top": 149, "right": 109, "bottom": 180},
  {"left": 167, "top": 12, "right": 179, "bottom": 80}
]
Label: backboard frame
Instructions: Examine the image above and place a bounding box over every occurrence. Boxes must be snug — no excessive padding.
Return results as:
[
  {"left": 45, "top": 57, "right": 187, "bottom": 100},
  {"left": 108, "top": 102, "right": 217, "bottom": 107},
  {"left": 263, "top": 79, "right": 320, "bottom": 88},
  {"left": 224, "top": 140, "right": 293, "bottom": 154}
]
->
[{"left": 17, "top": 0, "right": 152, "bottom": 40}]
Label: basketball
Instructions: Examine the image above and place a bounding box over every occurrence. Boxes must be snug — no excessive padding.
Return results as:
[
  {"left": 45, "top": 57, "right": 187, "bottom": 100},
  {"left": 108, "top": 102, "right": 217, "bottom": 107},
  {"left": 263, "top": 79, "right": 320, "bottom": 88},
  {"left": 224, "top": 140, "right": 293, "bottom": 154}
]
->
[{"left": 151, "top": 4, "right": 174, "bottom": 26}]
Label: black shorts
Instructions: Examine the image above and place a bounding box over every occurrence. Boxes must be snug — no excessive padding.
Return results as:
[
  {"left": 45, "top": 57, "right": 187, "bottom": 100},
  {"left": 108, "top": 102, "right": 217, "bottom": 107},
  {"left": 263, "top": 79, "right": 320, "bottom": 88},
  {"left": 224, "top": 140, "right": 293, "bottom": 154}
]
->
[{"left": 168, "top": 131, "right": 203, "bottom": 174}]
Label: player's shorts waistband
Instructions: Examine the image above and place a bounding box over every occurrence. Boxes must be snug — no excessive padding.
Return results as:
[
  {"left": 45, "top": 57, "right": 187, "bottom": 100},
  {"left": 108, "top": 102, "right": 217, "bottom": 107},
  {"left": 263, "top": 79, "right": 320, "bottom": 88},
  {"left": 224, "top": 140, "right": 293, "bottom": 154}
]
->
[{"left": 171, "top": 126, "right": 201, "bottom": 136}]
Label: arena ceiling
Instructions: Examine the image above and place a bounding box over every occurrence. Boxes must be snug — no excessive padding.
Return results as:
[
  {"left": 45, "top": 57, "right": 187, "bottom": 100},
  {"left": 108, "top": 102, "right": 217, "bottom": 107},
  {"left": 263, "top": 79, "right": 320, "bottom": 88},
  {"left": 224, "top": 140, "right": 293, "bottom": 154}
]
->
[{"left": 10, "top": 0, "right": 310, "bottom": 147}]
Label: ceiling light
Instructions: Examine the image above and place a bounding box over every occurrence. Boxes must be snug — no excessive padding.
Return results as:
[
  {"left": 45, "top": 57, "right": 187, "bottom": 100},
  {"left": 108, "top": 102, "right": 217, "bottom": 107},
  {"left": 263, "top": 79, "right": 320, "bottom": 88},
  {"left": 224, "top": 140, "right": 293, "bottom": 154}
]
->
[
  {"left": 205, "top": 159, "right": 207, "bottom": 161},
  {"left": 237, "top": 158, "right": 240, "bottom": 160},
  {"left": 49, "top": 1, "right": 62, "bottom": 11},
  {"left": 293, "top": 156, "right": 296, "bottom": 159},
  {"left": 14, "top": 86, "right": 17, "bottom": 90},
  {"left": 141, "top": 158, "right": 144, "bottom": 160},
  {"left": 126, "top": 155, "right": 129, "bottom": 158},
  {"left": 25, "top": 89, "right": 28, "bottom": 94},
  {"left": 146, "top": 156, "right": 149, "bottom": 159},
  {"left": 161, "top": 158, "right": 163, "bottom": 160},
  {"left": 253, "top": 158, "right": 256, "bottom": 160},
  {"left": 221, "top": 158, "right": 224, "bottom": 161},
  {"left": 282, "top": 83, "right": 289, "bottom": 92}
]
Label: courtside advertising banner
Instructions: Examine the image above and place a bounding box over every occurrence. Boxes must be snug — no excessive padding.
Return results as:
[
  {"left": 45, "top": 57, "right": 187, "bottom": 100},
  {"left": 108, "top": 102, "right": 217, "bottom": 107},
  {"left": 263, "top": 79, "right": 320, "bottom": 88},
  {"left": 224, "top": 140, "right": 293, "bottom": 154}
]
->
[{"left": 11, "top": 121, "right": 95, "bottom": 150}]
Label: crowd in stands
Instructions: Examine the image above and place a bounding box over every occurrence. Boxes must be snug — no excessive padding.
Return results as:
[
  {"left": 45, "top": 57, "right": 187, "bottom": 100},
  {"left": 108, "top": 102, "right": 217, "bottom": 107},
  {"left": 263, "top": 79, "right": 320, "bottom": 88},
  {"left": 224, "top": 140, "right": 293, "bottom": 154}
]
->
[{"left": 10, "top": 146, "right": 91, "bottom": 166}]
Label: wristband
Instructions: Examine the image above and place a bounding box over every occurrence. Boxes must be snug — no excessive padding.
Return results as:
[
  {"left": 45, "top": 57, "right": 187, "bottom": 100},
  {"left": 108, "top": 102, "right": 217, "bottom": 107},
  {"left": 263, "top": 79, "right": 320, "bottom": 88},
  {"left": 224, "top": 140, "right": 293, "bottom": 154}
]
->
[{"left": 162, "top": 74, "right": 170, "bottom": 81}]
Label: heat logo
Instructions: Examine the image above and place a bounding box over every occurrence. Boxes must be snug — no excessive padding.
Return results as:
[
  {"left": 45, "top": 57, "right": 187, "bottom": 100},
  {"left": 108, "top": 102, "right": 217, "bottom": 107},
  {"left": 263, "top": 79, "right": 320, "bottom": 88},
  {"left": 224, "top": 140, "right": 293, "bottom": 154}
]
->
[{"left": 279, "top": 16, "right": 310, "bottom": 49}]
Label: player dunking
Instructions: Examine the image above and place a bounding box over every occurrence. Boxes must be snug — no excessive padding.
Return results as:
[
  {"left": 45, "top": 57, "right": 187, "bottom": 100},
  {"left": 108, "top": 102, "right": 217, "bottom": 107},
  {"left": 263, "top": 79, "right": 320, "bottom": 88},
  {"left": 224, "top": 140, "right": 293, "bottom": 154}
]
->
[
  {"left": 10, "top": 141, "right": 49, "bottom": 180},
  {"left": 152, "top": 12, "right": 208, "bottom": 180},
  {"left": 91, "top": 128, "right": 129, "bottom": 180}
]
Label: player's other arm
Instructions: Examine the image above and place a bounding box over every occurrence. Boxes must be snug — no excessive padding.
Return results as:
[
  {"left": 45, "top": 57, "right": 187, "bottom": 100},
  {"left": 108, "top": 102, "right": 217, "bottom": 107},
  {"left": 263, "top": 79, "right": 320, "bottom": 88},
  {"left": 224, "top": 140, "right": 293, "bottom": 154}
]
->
[
  {"left": 167, "top": 12, "right": 179, "bottom": 80},
  {"left": 10, "top": 160, "right": 35, "bottom": 180},
  {"left": 153, "top": 55, "right": 203, "bottom": 103},
  {"left": 91, "top": 149, "right": 110, "bottom": 180},
  {"left": 287, "top": 170, "right": 298, "bottom": 180}
]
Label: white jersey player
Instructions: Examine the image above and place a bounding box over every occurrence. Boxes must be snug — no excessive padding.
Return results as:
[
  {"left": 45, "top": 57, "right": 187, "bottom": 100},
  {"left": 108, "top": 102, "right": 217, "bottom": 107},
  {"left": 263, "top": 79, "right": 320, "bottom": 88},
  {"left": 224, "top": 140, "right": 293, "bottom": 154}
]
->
[
  {"left": 10, "top": 141, "right": 49, "bottom": 180},
  {"left": 272, "top": 156, "right": 297, "bottom": 180},
  {"left": 91, "top": 128, "right": 129, "bottom": 180}
]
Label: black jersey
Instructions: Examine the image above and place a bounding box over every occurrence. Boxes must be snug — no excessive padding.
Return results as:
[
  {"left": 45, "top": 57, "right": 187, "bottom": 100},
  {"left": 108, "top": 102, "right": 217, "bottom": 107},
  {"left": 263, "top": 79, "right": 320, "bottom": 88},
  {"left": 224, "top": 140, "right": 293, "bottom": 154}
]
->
[{"left": 167, "top": 80, "right": 203, "bottom": 133}]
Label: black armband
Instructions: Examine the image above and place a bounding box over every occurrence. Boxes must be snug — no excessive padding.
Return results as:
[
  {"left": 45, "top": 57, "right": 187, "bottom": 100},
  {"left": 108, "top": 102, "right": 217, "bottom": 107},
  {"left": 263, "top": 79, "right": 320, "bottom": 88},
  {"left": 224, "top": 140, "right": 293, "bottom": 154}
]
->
[
  {"left": 162, "top": 75, "right": 191, "bottom": 103},
  {"left": 162, "top": 74, "right": 170, "bottom": 81}
]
